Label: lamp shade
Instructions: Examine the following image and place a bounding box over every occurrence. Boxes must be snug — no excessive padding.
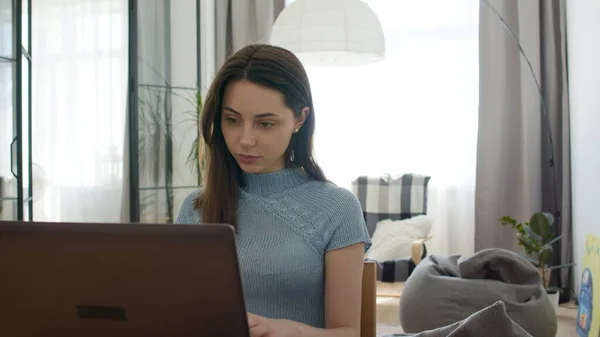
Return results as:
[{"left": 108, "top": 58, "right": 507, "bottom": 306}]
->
[{"left": 269, "top": 0, "right": 385, "bottom": 67}]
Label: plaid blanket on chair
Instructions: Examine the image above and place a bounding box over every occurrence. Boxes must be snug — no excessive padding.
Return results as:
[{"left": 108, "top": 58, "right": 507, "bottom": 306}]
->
[{"left": 351, "top": 173, "right": 431, "bottom": 283}]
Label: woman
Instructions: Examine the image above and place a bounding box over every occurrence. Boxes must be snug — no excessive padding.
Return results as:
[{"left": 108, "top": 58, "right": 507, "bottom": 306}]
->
[{"left": 175, "top": 44, "right": 371, "bottom": 337}]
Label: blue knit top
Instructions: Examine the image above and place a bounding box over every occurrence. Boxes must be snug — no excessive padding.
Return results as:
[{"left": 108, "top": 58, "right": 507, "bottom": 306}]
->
[{"left": 174, "top": 167, "right": 371, "bottom": 328}]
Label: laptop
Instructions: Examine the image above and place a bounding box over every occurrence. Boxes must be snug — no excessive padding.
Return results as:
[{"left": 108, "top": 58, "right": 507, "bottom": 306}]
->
[{"left": 0, "top": 221, "right": 250, "bottom": 337}]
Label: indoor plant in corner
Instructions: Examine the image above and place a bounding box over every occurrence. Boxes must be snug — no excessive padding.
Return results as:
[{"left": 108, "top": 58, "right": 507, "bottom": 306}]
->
[{"left": 499, "top": 212, "right": 576, "bottom": 308}]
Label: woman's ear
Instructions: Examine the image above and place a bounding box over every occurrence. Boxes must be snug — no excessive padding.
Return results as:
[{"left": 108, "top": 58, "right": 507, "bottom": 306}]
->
[{"left": 295, "top": 107, "right": 309, "bottom": 132}]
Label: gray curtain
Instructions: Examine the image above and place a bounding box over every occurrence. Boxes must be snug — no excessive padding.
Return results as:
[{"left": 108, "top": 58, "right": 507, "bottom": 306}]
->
[
  {"left": 214, "top": 0, "right": 285, "bottom": 70},
  {"left": 475, "top": 0, "right": 572, "bottom": 291}
]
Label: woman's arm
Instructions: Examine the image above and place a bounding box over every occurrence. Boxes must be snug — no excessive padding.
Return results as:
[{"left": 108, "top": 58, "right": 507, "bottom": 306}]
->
[
  {"left": 298, "top": 241, "right": 365, "bottom": 337},
  {"left": 248, "top": 242, "right": 365, "bottom": 337},
  {"left": 174, "top": 189, "right": 202, "bottom": 224},
  {"left": 321, "top": 241, "right": 365, "bottom": 337}
]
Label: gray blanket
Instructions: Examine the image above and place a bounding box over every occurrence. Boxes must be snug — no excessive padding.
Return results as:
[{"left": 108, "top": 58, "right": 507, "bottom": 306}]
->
[
  {"left": 399, "top": 248, "right": 557, "bottom": 337},
  {"left": 386, "top": 301, "right": 533, "bottom": 337}
]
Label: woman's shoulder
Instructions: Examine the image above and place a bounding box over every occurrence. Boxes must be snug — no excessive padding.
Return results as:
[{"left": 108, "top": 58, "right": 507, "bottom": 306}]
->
[
  {"left": 182, "top": 188, "right": 202, "bottom": 204},
  {"left": 174, "top": 188, "right": 203, "bottom": 224},
  {"left": 301, "top": 181, "right": 371, "bottom": 252},
  {"left": 304, "top": 180, "right": 362, "bottom": 210}
]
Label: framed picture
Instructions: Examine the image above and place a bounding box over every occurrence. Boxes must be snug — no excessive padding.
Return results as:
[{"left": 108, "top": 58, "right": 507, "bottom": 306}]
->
[{"left": 577, "top": 234, "right": 600, "bottom": 337}]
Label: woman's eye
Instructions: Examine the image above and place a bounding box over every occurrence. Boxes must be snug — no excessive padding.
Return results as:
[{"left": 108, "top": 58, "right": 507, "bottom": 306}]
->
[
  {"left": 259, "top": 122, "right": 274, "bottom": 128},
  {"left": 224, "top": 117, "right": 237, "bottom": 124}
]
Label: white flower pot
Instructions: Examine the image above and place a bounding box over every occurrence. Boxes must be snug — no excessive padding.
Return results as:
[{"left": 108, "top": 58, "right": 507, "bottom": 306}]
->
[{"left": 546, "top": 290, "right": 560, "bottom": 309}]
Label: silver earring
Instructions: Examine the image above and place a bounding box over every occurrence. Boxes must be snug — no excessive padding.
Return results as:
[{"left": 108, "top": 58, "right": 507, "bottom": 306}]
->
[{"left": 294, "top": 128, "right": 299, "bottom": 133}]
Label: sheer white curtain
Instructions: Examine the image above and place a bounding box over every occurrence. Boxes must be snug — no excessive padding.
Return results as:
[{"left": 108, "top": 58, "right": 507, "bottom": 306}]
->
[
  {"left": 0, "top": 1, "right": 13, "bottom": 220},
  {"left": 31, "top": 0, "right": 128, "bottom": 222},
  {"left": 300, "top": 0, "right": 479, "bottom": 256}
]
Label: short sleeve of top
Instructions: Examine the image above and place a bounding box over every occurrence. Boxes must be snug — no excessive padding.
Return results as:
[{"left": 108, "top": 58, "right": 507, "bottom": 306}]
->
[
  {"left": 323, "top": 186, "right": 372, "bottom": 253},
  {"left": 174, "top": 189, "right": 202, "bottom": 224}
]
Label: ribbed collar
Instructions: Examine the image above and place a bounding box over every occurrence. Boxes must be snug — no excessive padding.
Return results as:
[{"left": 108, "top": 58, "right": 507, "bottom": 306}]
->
[{"left": 241, "top": 167, "right": 310, "bottom": 196}]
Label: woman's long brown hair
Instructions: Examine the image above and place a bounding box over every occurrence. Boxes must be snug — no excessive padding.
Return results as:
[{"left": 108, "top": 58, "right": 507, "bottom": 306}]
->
[{"left": 194, "top": 44, "right": 326, "bottom": 230}]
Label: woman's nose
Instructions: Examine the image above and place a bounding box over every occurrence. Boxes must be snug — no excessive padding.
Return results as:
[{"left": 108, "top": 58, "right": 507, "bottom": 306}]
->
[{"left": 239, "top": 125, "right": 257, "bottom": 147}]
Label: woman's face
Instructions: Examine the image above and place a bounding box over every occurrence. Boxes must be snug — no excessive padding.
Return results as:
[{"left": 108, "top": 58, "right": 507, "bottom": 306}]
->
[{"left": 221, "top": 80, "right": 307, "bottom": 174}]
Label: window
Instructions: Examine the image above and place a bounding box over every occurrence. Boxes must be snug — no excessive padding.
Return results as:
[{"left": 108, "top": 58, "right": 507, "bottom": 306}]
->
[
  {"left": 288, "top": 0, "right": 479, "bottom": 255},
  {"left": 32, "top": 0, "right": 128, "bottom": 222}
]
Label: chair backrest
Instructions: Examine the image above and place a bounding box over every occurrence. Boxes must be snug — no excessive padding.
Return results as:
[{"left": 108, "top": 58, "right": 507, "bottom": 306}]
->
[
  {"left": 351, "top": 173, "right": 431, "bottom": 236},
  {"left": 361, "top": 261, "right": 377, "bottom": 337}
]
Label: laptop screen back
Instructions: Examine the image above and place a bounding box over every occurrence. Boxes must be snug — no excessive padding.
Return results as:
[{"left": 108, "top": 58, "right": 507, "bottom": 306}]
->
[{"left": 0, "top": 221, "right": 249, "bottom": 337}]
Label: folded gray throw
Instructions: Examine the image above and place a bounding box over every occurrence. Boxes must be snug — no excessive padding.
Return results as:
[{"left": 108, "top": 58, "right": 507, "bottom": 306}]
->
[
  {"left": 387, "top": 301, "right": 533, "bottom": 337},
  {"left": 399, "top": 248, "right": 557, "bottom": 337}
]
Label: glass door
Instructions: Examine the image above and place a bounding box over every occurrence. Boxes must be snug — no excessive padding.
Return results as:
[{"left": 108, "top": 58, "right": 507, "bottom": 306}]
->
[
  {"left": 0, "top": 0, "right": 32, "bottom": 221},
  {"left": 20, "top": 0, "right": 32, "bottom": 221},
  {"left": 0, "top": 0, "right": 17, "bottom": 220},
  {"left": 128, "top": 0, "right": 202, "bottom": 223}
]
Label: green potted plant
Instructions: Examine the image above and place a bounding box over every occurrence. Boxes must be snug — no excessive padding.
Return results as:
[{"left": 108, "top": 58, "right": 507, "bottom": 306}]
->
[
  {"left": 186, "top": 91, "right": 205, "bottom": 187},
  {"left": 138, "top": 85, "right": 203, "bottom": 223},
  {"left": 136, "top": 57, "right": 204, "bottom": 223},
  {"left": 499, "top": 212, "right": 575, "bottom": 307}
]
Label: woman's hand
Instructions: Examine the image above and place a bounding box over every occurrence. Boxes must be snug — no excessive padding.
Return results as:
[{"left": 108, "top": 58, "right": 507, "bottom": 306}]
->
[{"left": 247, "top": 313, "right": 302, "bottom": 337}]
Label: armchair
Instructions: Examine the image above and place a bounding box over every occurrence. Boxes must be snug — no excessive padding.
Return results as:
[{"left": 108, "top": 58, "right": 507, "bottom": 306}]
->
[{"left": 351, "top": 173, "right": 432, "bottom": 291}]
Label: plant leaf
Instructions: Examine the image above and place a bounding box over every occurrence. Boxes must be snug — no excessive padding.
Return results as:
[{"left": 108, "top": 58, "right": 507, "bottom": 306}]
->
[
  {"left": 544, "top": 212, "right": 555, "bottom": 226},
  {"left": 545, "top": 234, "right": 564, "bottom": 247},
  {"left": 522, "top": 224, "right": 542, "bottom": 242},
  {"left": 538, "top": 212, "right": 554, "bottom": 239},
  {"left": 529, "top": 212, "right": 548, "bottom": 237},
  {"left": 499, "top": 216, "right": 517, "bottom": 227},
  {"left": 547, "top": 263, "right": 577, "bottom": 270},
  {"left": 518, "top": 236, "right": 537, "bottom": 253}
]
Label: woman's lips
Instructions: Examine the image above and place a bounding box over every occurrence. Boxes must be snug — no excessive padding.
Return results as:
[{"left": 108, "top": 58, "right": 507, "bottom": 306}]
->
[{"left": 237, "top": 154, "right": 260, "bottom": 164}]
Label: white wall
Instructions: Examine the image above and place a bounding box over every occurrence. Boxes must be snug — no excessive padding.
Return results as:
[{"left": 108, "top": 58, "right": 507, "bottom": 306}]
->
[{"left": 566, "top": 0, "right": 600, "bottom": 294}]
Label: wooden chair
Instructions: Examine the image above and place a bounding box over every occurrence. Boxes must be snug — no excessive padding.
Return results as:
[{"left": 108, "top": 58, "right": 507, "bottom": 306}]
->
[{"left": 361, "top": 261, "right": 377, "bottom": 337}]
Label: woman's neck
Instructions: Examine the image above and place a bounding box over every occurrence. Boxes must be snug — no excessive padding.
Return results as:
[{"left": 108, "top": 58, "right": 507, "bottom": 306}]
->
[{"left": 241, "top": 167, "right": 309, "bottom": 196}]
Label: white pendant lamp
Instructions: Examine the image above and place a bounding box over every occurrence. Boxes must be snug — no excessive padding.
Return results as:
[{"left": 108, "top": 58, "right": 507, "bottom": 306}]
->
[{"left": 269, "top": 0, "right": 385, "bottom": 67}]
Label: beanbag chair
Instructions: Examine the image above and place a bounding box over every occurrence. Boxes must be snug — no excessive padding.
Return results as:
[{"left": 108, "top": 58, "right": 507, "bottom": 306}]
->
[
  {"left": 399, "top": 248, "right": 557, "bottom": 337},
  {"left": 385, "top": 301, "right": 533, "bottom": 337}
]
